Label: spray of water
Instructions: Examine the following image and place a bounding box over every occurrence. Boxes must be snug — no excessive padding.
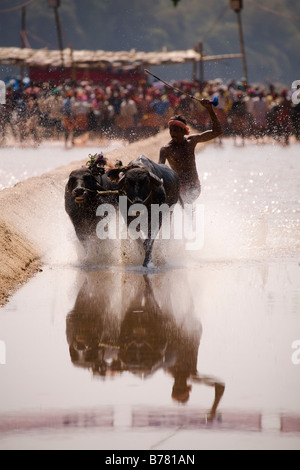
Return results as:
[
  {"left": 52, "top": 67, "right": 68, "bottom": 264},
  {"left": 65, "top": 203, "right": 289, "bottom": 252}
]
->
[{"left": 18, "top": 139, "right": 299, "bottom": 271}]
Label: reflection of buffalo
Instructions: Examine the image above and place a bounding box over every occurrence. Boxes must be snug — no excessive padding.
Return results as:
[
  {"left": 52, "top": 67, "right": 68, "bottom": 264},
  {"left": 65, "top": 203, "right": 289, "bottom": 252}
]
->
[
  {"left": 109, "top": 156, "right": 181, "bottom": 267},
  {"left": 66, "top": 270, "right": 225, "bottom": 417},
  {"left": 66, "top": 272, "right": 177, "bottom": 376},
  {"left": 65, "top": 166, "right": 118, "bottom": 248},
  {"left": 117, "top": 275, "right": 170, "bottom": 372}
]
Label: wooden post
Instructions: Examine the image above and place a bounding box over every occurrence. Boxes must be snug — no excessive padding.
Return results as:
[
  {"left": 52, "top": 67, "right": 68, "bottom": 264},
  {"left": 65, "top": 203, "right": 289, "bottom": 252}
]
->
[
  {"left": 69, "top": 44, "right": 76, "bottom": 81},
  {"left": 192, "top": 59, "right": 196, "bottom": 82},
  {"left": 236, "top": 9, "right": 248, "bottom": 81},
  {"left": 230, "top": 1, "right": 248, "bottom": 82},
  {"left": 20, "top": 6, "right": 26, "bottom": 79},
  {"left": 53, "top": 5, "right": 64, "bottom": 68},
  {"left": 199, "top": 41, "right": 204, "bottom": 83},
  {"left": 48, "top": 0, "right": 65, "bottom": 81}
]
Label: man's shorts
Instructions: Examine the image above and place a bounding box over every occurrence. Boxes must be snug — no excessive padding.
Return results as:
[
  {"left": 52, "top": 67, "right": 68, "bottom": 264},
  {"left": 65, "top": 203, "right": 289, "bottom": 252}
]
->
[{"left": 180, "top": 181, "right": 201, "bottom": 205}]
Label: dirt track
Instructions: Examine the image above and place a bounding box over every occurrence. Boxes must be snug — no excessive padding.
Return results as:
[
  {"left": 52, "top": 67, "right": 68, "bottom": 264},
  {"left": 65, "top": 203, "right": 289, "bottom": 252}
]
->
[{"left": 0, "top": 130, "right": 172, "bottom": 306}]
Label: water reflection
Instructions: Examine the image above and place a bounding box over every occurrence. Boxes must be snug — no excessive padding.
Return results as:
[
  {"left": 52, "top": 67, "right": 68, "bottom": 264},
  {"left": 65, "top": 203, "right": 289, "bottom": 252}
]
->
[{"left": 66, "top": 269, "right": 225, "bottom": 420}]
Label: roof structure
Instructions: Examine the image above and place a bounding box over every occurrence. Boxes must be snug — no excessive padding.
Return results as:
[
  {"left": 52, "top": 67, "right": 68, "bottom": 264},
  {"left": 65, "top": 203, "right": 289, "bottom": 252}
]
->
[{"left": 0, "top": 46, "right": 242, "bottom": 69}]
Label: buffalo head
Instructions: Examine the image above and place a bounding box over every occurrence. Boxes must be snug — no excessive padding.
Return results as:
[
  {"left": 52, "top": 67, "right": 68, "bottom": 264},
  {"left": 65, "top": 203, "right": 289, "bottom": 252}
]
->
[
  {"left": 117, "top": 167, "right": 163, "bottom": 205},
  {"left": 66, "top": 168, "right": 101, "bottom": 206}
]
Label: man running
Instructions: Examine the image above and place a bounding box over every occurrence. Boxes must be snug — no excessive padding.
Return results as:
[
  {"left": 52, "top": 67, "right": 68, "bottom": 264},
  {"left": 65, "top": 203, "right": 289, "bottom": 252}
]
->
[{"left": 159, "top": 99, "right": 222, "bottom": 204}]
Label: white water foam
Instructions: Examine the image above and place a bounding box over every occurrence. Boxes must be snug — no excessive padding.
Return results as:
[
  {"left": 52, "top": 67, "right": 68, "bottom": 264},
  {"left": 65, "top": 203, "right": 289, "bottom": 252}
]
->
[{"left": 3, "top": 139, "right": 299, "bottom": 269}]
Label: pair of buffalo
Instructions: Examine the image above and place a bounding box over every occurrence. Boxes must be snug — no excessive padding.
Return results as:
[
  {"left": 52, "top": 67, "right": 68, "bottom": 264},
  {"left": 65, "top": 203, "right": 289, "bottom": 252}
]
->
[{"left": 65, "top": 155, "right": 181, "bottom": 267}]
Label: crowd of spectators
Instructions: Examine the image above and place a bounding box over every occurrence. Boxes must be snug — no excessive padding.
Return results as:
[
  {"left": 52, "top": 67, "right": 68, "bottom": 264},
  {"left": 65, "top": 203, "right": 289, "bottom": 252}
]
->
[{"left": 0, "top": 74, "right": 299, "bottom": 147}]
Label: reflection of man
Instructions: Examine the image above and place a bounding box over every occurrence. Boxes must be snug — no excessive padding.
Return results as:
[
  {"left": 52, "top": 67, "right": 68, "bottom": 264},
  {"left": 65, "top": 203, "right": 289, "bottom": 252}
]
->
[
  {"left": 171, "top": 372, "right": 225, "bottom": 421},
  {"left": 166, "top": 299, "right": 225, "bottom": 419}
]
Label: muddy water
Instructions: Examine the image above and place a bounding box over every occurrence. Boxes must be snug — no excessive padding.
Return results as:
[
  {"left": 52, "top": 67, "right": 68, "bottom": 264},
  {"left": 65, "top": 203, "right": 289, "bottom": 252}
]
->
[
  {"left": 0, "top": 141, "right": 123, "bottom": 191},
  {"left": 0, "top": 139, "right": 300, "bottom": 450}
]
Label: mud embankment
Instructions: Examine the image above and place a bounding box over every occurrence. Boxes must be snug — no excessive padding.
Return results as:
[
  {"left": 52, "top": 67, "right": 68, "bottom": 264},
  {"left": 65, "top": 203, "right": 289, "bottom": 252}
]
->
[{"left": 0, "top": 130, "right": 172, "bottom": 306}]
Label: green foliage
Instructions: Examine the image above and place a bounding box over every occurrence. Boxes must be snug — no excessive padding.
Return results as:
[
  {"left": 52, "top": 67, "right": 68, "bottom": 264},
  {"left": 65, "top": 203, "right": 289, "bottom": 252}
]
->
[{"left": 0, "top": 0, "right": 299, "bottom": 85}]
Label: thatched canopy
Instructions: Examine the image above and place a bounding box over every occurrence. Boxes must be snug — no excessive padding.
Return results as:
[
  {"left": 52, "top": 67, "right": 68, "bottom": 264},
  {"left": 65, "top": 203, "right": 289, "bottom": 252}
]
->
[{"left": 0, "top": 46, "right": 241, "bottom": 69}]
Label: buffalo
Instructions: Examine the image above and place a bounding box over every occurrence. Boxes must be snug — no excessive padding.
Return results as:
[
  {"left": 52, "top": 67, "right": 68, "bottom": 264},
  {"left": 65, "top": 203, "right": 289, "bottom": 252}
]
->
[
  {"left": 65, "top": 154, "right": 118, "bottom": 248},
  {"left": 108, "top": 155, "right": 181, "bottom": 267}
]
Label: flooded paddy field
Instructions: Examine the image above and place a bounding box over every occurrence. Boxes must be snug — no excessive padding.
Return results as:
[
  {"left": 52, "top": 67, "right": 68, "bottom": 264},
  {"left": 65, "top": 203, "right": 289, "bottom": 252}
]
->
[{"left": 0, "top": 138, "right": 299, "bottom": 450}]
